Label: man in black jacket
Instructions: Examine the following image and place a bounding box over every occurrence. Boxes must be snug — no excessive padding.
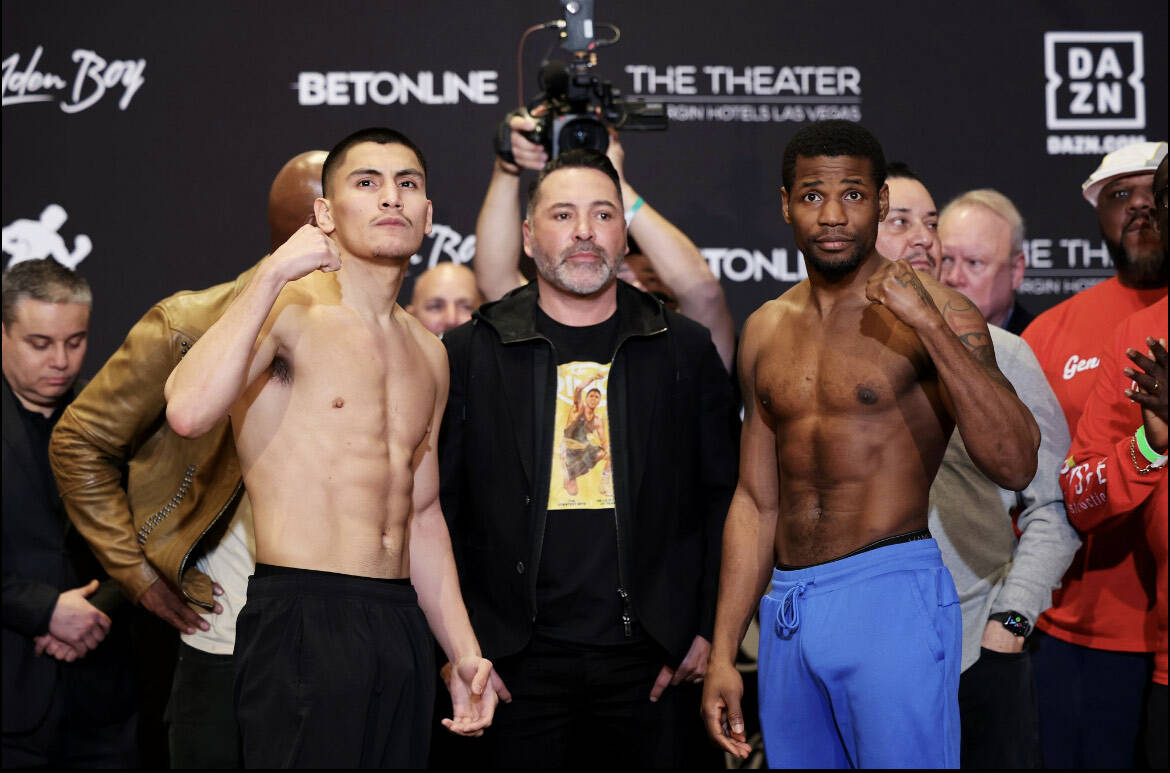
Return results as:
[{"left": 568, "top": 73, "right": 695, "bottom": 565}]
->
[
  {"left": 2, "top": 258, "right": 136, "bottom": 767},
  {"left": 440, "top": 150, "right": 738, "bottom": 767}
]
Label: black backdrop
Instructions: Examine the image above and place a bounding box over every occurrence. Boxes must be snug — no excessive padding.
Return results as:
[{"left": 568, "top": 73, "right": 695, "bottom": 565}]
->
[{"left": 3, "top": 1, "right": 1166, "bottom": 376}]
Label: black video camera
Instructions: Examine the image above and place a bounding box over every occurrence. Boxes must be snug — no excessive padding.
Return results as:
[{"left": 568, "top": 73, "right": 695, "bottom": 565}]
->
[{"left": 495, "top": 0, "right": 667, "bottom": 163}]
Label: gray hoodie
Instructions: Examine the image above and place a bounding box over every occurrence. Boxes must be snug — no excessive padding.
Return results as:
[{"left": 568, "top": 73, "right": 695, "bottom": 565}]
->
[{"left": 929, "top": 325, "right": 1081, "bottom": 671}]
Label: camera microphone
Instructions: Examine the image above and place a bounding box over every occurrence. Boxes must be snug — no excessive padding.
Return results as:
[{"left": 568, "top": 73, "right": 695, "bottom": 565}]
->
[{"left": 537, "top": 60, "right": 570, "bottom": 101}]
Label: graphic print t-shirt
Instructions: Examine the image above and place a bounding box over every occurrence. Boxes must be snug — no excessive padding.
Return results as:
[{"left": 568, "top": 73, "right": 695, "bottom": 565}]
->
[{"left": 533, "top": 306, "right": 637, "bottom": 645}]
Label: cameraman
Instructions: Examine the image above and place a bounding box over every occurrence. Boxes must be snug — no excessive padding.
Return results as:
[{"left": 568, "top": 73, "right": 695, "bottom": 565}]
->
[{"left": 474, "top": 112, "right": 735, "bottom": 371}]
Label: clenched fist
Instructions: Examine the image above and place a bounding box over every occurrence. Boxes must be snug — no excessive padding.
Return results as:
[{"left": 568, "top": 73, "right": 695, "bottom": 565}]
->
[
  {"left": 263, "top": 224, "right": 341, "bottom": 285},
  {"left": 865, "top": 258, "right": 941, "bottom": 330}
]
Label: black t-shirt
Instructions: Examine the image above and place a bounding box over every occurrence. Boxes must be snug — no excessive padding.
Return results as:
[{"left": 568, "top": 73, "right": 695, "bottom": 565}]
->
[{"left": 532, "top": 305, "right": 641, "bottom": 646}]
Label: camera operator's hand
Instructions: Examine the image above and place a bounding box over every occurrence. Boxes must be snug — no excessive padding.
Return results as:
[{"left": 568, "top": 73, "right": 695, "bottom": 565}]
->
[
  {"left": 507, "top": 113, "right": 549, "bottom": 172},
  {"left": 604, "top": 131, "right": 640, "bottom": 208},
  {"left": 478, "top": 108, "right": 544, "bottom": 301},
  {"left": 604, "top": 129, "right": 627, "bottom": 183}
]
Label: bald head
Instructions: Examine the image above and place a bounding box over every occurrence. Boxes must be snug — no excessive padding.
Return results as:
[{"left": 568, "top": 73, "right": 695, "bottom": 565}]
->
[
  {"left": 268, "top": 150, "right": 328, "bottom": 251},
  {"left": 407, "top": 263, "right": 482, "bottom": 336}
]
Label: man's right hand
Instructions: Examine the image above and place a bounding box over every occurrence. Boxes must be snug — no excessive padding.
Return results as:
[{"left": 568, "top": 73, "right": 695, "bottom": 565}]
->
[
  {"left": 140, "top": 577, "right": 219, "bottom": 635},
  {"left": 48, "top": 579, "right": 111, "bottom": 655},
  {"left": 34, "top": 633, "right": 82, "bottom": 662},
  {"left": 507, "top": 113, "right": 549, "bottom": 171},
  {"left": 701, "top": 660, "right": 752, "bottom": 759},
  {"left": 264, "top": 224, "right": 341, "bottom": 285}
]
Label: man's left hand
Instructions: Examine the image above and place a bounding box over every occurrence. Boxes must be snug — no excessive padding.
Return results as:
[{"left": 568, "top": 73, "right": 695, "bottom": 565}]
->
[
  {"left": 865, "top": 258, "right": 942, "bottom": 330},
  {"left": 981, "top": 620, "right": 1025, "bottom": 654},
  {"left": 1125, "top": 337, "right": 1168, "bottom": 452},
  {"left": 441, "top": 656, "right": 500, "bottom": 737},
  {"left": 649, "top": 635, "right": 710, "bottom": 702}
]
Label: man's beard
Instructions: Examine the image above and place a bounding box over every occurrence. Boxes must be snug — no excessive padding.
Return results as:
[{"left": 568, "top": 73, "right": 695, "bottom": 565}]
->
[
  {"left": 804, "top": 241, "right": 869, "bottom": 281},
  {"left": 535, "top": 243, "right": 618, "bottom": 296},
  {"left": 1107, "top": 219, "right": 1167, "bottom": 288}
]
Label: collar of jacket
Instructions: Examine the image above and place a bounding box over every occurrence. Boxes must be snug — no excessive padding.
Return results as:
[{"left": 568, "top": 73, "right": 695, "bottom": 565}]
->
[{"left": 473, "top": 279, "right": 668, "bottom": 344}]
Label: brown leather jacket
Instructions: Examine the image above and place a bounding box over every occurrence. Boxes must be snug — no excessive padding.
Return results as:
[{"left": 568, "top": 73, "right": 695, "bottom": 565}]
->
[{"left": 50, "top": 268, "right": 255, "bottom": 610}]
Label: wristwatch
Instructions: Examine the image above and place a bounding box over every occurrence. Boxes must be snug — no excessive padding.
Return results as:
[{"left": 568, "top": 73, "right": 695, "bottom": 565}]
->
[{"left": 989, "top": 611, "right": 1031, "bottom": 638}]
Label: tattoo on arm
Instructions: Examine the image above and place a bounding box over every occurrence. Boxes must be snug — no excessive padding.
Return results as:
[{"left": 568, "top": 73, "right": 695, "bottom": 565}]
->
[
  {"left": 941, "top": 298, "right": 984, "bottom": 340},
  {"left": 943, "top": 299, "right": 1013, "bottom": 387},
  {"left": 958, "top": 332, "right": 996, "bottom": 367},
  {"left": 940, "top": 296, "right": 976, "bottom": 316},
  {"left": 893, "top": 265, "right": 936, "bottom": 308}
]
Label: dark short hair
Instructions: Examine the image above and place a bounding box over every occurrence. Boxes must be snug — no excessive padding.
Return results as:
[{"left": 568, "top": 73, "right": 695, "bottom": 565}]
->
[
  {"left": 782, "top": 120, "right": 887, "bottom": 191},
  {"left": 2, "top": 259, "right": 92, "bottom": 327},
  {"left": 322, "top": 127, "right": 428, "bottom": 196},
  {"left": 884, "top": 161, "right": 921, "bottom": 183},
  {"left": 527, "top": 149, "right": 623, "bottom": 218}
]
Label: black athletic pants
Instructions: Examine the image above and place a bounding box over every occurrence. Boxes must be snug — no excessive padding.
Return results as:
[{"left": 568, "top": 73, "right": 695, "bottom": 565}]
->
[
  {"left": 234, "top": 565, "right": 435, "bottom": 768},
  {"left": 958, "top": 647, "right": 1041, "bottom": 768},
  {"left": 166, "top": 642, "right": 240, "bottom": 768}
]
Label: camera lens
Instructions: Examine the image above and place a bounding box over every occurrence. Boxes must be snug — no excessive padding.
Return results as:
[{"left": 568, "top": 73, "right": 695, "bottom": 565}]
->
[{"left": 558, "top": 117, "right": 609, "bottom": 154}]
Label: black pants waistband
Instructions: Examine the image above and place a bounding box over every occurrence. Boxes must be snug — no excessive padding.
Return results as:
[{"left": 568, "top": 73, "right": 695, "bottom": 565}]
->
[
  {"left": 776, "top": 528, "right": 932, "bottom": 571},
  {"left": 254, "top": 563, "right": 410, "bottom": 585},
  {"left": 249, "top": 563, "right": 416, "bottom": 603}
]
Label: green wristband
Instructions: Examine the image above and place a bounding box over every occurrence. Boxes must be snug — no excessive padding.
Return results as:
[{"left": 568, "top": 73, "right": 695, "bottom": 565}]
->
[
  {"left": 1135, "top": 425, "right": 1168, "bottom": 467},
  {"left": 624, "top": 195, "right": 644, "bottom": 226}
]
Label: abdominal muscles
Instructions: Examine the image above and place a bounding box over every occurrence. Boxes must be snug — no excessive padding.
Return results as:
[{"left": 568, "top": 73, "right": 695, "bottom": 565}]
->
[
  {"left": 774, "top": 407, "right": 940, "bottom": 564},
  {"left": 237, "top": 384, "right": 419, "bottom": 578}
]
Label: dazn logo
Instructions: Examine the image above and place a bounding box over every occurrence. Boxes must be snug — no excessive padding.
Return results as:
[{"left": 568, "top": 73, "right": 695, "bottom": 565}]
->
[{"left": 1045, "top": 32, "right": 1145, "bottom": 130}]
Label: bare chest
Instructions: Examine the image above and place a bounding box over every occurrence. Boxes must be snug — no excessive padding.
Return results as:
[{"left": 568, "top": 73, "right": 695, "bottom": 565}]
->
[
  {"left": 756, "top": 306, "right": 930, "bottom": 422},
  {"left": 275, "top": 311, "right": 436, "bottom": 448}
]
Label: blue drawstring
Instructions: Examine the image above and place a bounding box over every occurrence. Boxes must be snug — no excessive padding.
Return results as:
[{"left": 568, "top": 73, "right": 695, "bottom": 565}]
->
[{"left": 776, "top": 580, "right": 809, "bottom": 636}]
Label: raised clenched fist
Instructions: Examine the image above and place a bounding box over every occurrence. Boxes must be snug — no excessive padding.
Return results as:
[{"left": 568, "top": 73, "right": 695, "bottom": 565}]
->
[
  {"left": 865, "top": 258, "right": 940, "bottom": 329},
  {"left": 265, "top": 223, "right": 341, "bottom": 284}
]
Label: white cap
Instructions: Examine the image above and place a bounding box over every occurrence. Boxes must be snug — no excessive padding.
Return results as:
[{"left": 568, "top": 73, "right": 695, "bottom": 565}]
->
[{"left": 1082, "top": 141, "right": 1167, "bottom": 207}]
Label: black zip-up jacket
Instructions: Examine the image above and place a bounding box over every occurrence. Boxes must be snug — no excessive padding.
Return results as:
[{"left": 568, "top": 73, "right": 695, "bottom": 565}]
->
[{"left": 439, "top": 280, "right": 738, "bottom": 666}]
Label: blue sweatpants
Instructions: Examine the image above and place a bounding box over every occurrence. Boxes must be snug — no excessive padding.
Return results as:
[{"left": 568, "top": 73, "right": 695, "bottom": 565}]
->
[{"left": 757, "top": 538, "right": 961, "bottom": 769}]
